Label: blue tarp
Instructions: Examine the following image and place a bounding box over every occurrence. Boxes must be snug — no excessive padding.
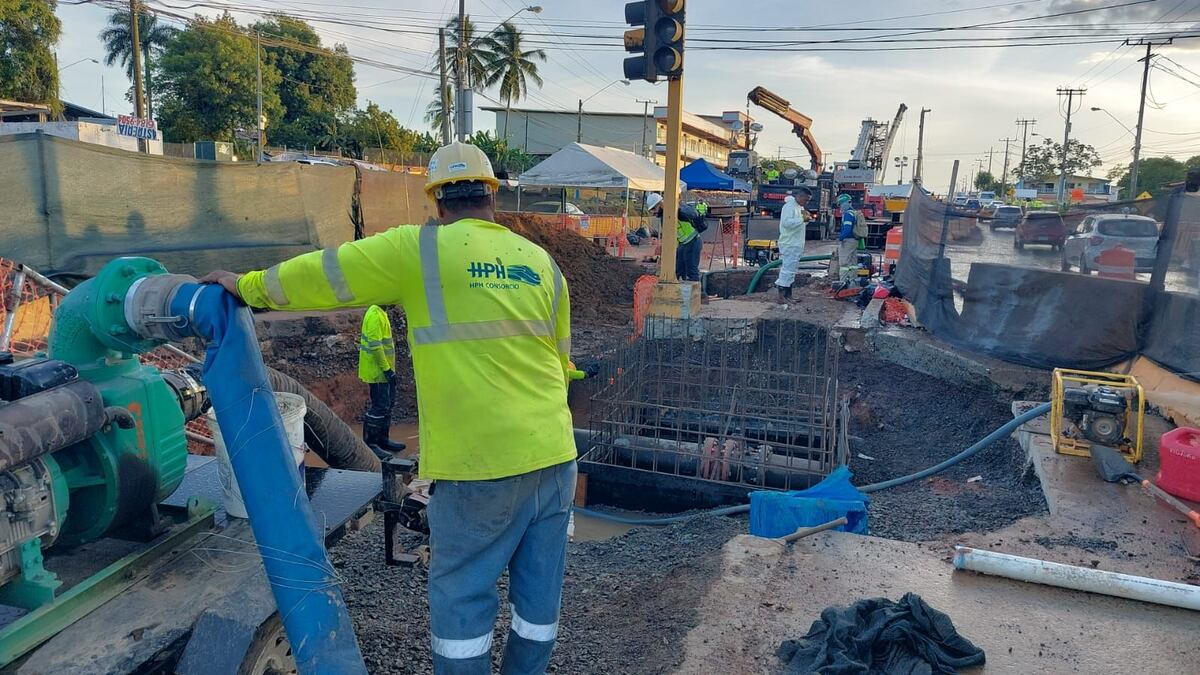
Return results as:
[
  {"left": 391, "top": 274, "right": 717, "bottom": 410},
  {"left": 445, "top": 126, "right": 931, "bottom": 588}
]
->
[
  {"left": 749, "top": 467, "right": 870, "bottom": 537},
  {"left": 680, "top": 158, "right": 751, "bottom": 192}
]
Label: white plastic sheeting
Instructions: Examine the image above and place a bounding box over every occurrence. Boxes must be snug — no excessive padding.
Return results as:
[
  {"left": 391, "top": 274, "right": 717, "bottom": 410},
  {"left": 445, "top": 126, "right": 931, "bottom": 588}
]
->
[{"left": 518, "top": 142, "right": 684, "bottom": 193}]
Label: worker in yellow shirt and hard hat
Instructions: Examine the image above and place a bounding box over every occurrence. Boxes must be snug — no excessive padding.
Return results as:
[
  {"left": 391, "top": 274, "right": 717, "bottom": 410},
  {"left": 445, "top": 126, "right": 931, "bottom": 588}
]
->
[
  {"left": 359, "top": 304, "right": 406, "bottom": 460},
  {"left": 201, "top": 142, "right": 577, "bottom": 674}
]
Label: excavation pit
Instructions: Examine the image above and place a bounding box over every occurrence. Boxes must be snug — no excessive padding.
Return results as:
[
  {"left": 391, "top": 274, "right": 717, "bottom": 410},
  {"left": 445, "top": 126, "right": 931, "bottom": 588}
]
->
[{"left": 580, "top": 317, "right": 844, "bottom": 513}]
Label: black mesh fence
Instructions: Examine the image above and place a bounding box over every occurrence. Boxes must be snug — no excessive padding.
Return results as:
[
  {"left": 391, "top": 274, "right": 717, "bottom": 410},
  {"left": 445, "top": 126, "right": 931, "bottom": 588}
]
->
[{"left": 895, "top": 185, "right": 1199, "bottom": 377}]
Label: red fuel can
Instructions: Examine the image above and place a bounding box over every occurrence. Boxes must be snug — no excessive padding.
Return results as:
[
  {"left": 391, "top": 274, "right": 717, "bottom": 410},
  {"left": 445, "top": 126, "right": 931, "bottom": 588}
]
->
[{"left": 1157, "top": 427, "right": 1200, "bottom": 502}]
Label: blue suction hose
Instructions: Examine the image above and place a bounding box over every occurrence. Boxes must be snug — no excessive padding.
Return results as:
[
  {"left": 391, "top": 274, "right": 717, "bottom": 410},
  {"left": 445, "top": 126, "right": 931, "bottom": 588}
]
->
[
  {"left": 574, "top": 402, "right": 1051, "bottom": 525},
  {"left": 170, "top": 283, "right": 366, "bottom": 674}
]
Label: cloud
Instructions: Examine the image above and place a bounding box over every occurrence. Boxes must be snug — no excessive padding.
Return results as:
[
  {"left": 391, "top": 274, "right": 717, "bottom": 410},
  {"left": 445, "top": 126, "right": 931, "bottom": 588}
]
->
[{"left": 1036, "top": 0, "right": 1200, "bottom": 48}]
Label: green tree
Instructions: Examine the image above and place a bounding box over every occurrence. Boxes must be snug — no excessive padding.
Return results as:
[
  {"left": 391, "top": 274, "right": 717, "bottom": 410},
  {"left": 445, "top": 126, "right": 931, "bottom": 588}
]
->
[
  {"left": 469, "top": 130, "right": 532, "bottom": 176},
  {"left": 1014, "top": 138, "right": 1102, "bottom": 183},
  {"left": 480, "top": 22, "right": 544, "bottom": 137},
  {"left": 344, "top": 102, "right": 419, "bottom": 162},
  {"left": 444, "top": 16, "right": 494, "bottom": 88},
  {"left": 156, "top": 13, "right": 283, "bottom": 143},
  {"left": 974, "top": 170, "right": 1000, "bottom": 192},
  {"left": 413, "top": 131, "right": 440, "bottom": 153},
  {"left": 251, "top": 14, "right": 356, "bottom": 150},
  {"left": 0, "top": 0, "right": 61, "bottom": 114},
  {"left": 425, "top": 84, "right": 452, "bottom": 135},
  {"left": 99, "top": 9, "right": 176, "bottom": 118},
  {"left": 1107, "top": 155, "right": 1200, "bottom": 198}
]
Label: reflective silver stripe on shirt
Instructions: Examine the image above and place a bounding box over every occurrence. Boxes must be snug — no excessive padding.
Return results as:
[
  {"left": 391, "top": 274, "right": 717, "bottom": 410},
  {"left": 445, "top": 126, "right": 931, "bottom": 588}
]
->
[
  {"left": 419, "top": 225, "right": 447, "bottom": 326},
  {"left": 431, "top": 632, "right": 493, "bottom": 659},
  {"left": 264, "top": 265, "right": 290, "bottom": 306},
  {"left": 322, "top": 247, "right": 355, "bottom": 303},
  {"left": 549, "top": 258, "right": 564, "bottom": 321},
  {"left": 411, "top": 319, "right": 554, "bottom": 346},
  {"left": 510, "top": 605, "right": 559, "bottom": 642},
  {"left": 557, "top": 338, "right": 571, "bottom": 354}
]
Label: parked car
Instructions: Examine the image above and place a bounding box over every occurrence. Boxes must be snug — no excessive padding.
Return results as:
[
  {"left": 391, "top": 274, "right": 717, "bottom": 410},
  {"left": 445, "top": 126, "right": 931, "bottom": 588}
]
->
[
  {"left": 989, "top": 205, "right": 1023, "bottom": 230},
  {"left": 1015, "top": 210, "right": 1067, "bottom": 250},
  {"left": 1061, "top": 214, "right": 1160, "bottom": 273},
  {"left": 952, "top": 196, "right": 968, "bottom": 207},
  {"left": 526, "top": 201, "right": 586, "bottom": 216},
  {"left": 978, "top": 191, "right": 997, "bottom": 206},
  {"left": 965, "top": 198, "right": 982, "bottom": 211}
]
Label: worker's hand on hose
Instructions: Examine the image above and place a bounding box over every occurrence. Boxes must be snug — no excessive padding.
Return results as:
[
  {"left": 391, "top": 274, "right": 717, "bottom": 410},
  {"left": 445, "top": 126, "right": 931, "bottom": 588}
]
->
[{"left": 198, "top": 270, "right": 245, "bottom": 300}]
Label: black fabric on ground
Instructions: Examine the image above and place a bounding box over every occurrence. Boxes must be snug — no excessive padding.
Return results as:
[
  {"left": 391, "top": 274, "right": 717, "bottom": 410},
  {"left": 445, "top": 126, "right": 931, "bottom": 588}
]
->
[{"left": 777, "top": 593, "right": 984, "bottom": 675}]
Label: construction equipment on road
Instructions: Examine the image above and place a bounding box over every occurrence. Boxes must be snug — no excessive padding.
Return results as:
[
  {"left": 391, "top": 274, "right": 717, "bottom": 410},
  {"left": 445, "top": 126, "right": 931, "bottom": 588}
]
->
[
  {"left": 1051, "top": 369, "right": 1146, "bottom": 462},
  {"left": 747, "top": 87, "right": 823, "bottom": 173},
  {"left": 744, "top": 238, "right": 780, "bottom": 266}
]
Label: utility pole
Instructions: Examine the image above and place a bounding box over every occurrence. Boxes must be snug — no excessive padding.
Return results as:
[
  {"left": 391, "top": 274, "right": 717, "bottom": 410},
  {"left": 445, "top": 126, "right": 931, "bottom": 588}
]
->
[
  {"left": 1014, "top": 118, "right": 1036, "bottom": 188},
  {"left": 1055, "top": 87, "right": 1086, "bottom": 204},
  {"left": 987, "top": 146, "right": 994, "bottom": 176},
  {"left": 914, "top": 107, "right": 930, "bottom": 184},
  {"left": 577, "top": 99, "right": 584, "bottom": 143},
  {"left": 1126, "top": 37, "right": 1172, "bottom": 198},
  {"left": 129, "top": 0, "right": 146, "bottom": 152},
  {"left": 456, "top": 0, "right": 468, "bottom": 141},
  {"left": 637, "top": 98, "right": 655, "bottom": 157},
  {"left": 438, "top": 28, "right": 451, "bottom": 144},
  {"left": 997, "top": 136, "right": 1016, "bottom": 198},
  {"left": 256, "top": 30, "right": 263, "bottom": 162}
]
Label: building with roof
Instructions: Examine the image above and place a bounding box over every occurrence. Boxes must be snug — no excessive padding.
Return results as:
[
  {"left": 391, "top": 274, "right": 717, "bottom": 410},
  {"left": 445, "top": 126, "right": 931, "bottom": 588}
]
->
[
  {"left": 0, "top": 99, "right": 162, "bottom": 154},
  {"left": 482, "top": 106, "right": 753, "bottom": 171}
]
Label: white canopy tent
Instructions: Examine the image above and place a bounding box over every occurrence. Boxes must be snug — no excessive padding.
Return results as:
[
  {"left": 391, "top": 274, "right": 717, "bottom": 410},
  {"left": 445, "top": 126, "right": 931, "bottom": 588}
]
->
[{"left": 518, "top": 142, "right": 684, "bottom": 192}]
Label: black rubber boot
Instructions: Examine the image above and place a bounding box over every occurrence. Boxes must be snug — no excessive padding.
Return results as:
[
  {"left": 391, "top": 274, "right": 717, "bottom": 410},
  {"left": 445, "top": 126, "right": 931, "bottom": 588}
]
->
[
  {"left": 378, "top": 412, "right": 408, "bottom": 453},
  {"left": 362, "top": 414, "right": 394, "bottom": 461}
]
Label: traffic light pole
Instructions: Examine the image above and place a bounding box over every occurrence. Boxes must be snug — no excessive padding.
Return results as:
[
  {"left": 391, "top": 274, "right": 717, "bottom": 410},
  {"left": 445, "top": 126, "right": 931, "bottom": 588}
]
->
[{"left": 658, "top": 77, "right": 684, "bottom": 283}]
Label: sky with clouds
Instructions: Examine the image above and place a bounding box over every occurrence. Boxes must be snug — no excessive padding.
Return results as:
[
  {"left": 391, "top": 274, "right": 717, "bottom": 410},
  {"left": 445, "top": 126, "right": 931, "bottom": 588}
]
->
[{"left": 53, "top": 0, "right": 1200, "bottom": 190}]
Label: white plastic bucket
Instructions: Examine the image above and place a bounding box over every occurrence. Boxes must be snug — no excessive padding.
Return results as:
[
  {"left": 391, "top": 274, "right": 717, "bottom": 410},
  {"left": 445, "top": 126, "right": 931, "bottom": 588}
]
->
[{"left": 208, "top": 391, "right": 307, "bottom": 519}]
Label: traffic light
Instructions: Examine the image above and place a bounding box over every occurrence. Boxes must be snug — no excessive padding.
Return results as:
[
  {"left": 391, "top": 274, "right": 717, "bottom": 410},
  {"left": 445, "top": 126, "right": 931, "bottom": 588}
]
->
[{"left": 623, "top": 0, "right": 685, "bottom": 83}]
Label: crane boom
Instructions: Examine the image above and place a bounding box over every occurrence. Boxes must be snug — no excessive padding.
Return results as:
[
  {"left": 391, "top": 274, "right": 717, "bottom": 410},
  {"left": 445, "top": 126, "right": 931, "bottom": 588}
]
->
[
  {"left": 746, "top": 86, "right": 823, "bottom": 173},
  {"left": 876, "top": 104, "right": 908, "bottom": 183}
]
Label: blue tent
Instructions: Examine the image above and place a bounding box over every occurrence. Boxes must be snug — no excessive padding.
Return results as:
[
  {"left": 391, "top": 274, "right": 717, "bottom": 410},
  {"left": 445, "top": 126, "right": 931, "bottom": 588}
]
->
[{"left": 679, "top": 158, "right": 751, "bottom": 192}]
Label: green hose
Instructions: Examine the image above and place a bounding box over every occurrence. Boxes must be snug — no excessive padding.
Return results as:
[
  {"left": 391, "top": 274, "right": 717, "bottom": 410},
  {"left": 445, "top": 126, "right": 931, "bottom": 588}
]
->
[{"left": 747, "top": 254, "right": 832, "bottom": 294}]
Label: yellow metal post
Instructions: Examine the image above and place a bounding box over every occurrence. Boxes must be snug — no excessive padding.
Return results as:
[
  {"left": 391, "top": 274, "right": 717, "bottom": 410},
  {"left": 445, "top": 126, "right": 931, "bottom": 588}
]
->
[
  {"left": 658, "top": 77, "right": 683, "bottom": 282},
  {"left": 647, "top": 76, "right": 701, "bottom": 319}
]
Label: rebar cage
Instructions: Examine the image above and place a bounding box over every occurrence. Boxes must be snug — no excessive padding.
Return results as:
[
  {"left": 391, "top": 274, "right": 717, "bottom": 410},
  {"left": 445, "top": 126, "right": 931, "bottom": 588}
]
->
[{"left": 585, "top": 316, "right": 844, "bottom": 492}]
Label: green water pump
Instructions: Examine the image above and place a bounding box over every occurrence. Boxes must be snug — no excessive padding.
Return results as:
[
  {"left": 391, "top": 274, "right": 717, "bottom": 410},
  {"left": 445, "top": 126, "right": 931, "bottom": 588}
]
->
[{"left": 0, "top": 257, "right": 206, "bottom": 609}]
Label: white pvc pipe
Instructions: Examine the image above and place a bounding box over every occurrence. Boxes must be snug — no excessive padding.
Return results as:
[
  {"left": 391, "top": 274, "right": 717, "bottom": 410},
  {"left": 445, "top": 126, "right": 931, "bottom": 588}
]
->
[{"left": 953, "top": 546, "right": 1200, "bottom": 612}]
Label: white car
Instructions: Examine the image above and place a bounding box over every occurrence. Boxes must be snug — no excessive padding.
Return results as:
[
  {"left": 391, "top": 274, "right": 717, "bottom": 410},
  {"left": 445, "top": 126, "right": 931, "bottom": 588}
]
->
[
  {"left": 526, "top": 201, "right": 586, "bottom": 216},
  {"left": 1061, "top": 214, "right": 1160, "bottom": 273}
]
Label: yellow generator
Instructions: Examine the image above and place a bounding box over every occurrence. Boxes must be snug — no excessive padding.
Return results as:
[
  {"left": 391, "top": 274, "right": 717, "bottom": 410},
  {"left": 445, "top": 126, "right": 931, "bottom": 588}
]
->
[
  {"left": 1050, "top": 369, "right": 1145, "bottom": 462},
  {"left": 744, "top": 239, "right": 779, "bottom": 266}
]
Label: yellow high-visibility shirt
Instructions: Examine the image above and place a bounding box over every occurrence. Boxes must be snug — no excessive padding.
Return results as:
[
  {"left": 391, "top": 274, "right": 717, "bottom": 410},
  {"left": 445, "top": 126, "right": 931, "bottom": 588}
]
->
[
  {"left": 359, "top": 304, "right": 395, "bottom": 384},
  {"left": 238, "top": 218, "right": 576, "bottom": 480}
]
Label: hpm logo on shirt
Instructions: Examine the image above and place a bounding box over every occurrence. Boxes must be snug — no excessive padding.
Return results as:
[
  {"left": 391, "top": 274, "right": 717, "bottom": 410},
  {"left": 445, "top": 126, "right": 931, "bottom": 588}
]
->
[{"left": 467, "top": 258, "right": 541, "bottom": 289}]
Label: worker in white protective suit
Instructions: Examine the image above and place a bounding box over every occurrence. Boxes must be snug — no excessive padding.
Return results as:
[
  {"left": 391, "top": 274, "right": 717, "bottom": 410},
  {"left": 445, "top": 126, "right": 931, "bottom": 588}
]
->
[{"left": 774, "top": 188, "right": 812, "bottom": 303}]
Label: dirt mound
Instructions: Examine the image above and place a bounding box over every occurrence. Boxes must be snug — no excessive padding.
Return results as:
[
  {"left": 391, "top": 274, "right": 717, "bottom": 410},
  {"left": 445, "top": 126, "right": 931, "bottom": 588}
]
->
[{"left": 498, "top": 213, "right": 645, "bottom": 325}]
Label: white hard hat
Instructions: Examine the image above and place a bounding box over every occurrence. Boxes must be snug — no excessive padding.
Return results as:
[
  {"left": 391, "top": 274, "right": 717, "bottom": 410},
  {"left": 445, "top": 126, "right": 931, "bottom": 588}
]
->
[{"left": 645, "top": 193, "right": 663, "bottom": 210}]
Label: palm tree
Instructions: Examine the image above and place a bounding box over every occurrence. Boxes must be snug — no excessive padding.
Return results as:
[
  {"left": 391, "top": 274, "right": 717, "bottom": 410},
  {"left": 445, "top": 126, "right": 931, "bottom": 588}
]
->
[
  {"left": 480, "top": 22, "right": 545, "bottom": 138},
  {"left": 444, "top": 17, "right": 494, "bottom": 89},
  {"left": 425, "top": 84, "right": 453, "bottom": 136},
  {"left": 99, "top": 8, "right": 177, "bottom": 118}
]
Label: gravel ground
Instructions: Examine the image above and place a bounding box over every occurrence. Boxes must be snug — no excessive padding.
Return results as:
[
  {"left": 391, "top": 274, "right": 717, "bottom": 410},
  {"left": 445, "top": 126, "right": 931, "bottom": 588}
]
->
[
  {"left": 839, "top": 352, "right": 1048, "bottom": 541},
  {"left": 331, "top": 514, "right": 745, "bottom": 674}
]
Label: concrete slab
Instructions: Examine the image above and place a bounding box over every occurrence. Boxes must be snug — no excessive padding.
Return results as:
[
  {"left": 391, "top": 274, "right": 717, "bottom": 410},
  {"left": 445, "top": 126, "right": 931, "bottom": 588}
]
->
[{"left": 676, "top": 532, "right": 1200, "bottom": 674}]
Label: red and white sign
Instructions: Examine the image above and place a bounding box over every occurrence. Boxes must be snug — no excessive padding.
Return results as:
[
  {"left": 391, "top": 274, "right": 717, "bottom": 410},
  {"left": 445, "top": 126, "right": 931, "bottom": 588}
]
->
[{"left": 116, "top": 115, "right": 158, "bottom": 140}]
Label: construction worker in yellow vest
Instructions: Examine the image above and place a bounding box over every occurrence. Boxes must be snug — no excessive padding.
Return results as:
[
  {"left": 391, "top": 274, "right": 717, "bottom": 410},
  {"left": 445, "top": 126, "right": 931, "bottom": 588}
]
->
[
  {"left": 201, "top": 141, "right": 577, "bottom": 675},
  {"left": 359, "top": 304, "right": 406, "bottom": 460}
]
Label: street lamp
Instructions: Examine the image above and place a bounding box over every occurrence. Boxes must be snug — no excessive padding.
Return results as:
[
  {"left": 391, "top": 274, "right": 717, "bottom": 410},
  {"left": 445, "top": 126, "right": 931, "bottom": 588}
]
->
[
  {"left": 1090, "top": 107, "right": 1134, "bottom": 136},
  {"left": 577, "top": 79, "right": 631, "bottom": 143},
  {"left": 58, "top": 57, "right": 99, "bottom": 72},
  {"left": 893, "top": 155, "right": 909, "bottom": 185}
]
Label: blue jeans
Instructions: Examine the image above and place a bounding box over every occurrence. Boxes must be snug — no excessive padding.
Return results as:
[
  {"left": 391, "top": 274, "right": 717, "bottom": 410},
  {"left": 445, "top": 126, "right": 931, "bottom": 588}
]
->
[{"left": 427, "top": 460, "right": 577, "bottom": 675}]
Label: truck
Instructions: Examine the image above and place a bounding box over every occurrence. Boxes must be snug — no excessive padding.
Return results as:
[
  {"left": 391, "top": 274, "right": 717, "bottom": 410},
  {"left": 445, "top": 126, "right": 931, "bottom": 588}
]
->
[{"left": 755, "top": 168, "right": 834, "bottom": 239}]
